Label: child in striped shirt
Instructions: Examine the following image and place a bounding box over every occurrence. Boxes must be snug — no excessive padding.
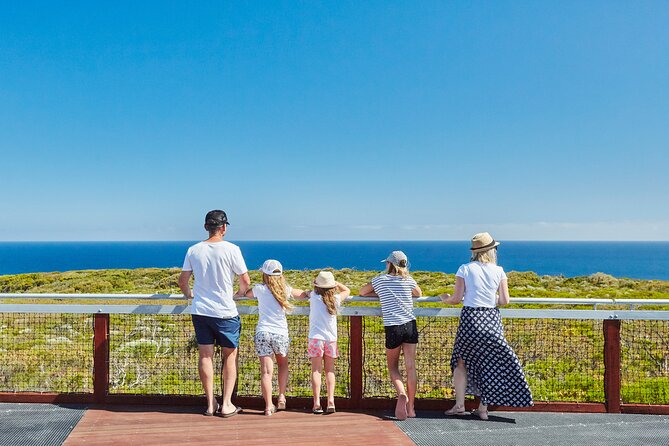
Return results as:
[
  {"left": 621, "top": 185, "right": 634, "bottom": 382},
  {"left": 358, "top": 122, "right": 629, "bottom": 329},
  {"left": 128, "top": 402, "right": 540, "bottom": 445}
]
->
[{"left": 359, "top": 251, "right": 422, "bottom": 420}]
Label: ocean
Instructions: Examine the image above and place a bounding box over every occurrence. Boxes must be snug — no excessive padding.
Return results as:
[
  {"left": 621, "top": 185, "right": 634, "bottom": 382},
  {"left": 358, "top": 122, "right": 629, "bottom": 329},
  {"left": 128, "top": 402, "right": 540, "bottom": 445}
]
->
[{"left": 1, "top": 241, "right": 668, "bottom": 280}]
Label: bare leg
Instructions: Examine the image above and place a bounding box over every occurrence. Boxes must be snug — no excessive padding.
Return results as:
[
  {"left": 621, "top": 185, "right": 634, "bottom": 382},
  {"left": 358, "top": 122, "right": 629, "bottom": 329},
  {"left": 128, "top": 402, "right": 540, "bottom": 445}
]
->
[
  {"left": 324, "top": 355, "right": 336, "bottom": 410},
  {"left": 259, "top": 355, "right": 275, "bottom": 412},
  {"left": 402, "top": 343, "right": 417, "bottom": 417},
  {"left": 276, "top": 354, "right": 288, "bottom": 408},
  {"left": 198, "top": 344, "right": 217, "bottom": 414},
  {"left": 310, "top": 356, "right": 323, "bottom": 410},
  {"left": 452, "top": 359, "right": 468, "bottom": 411},
  {"left": 386, "top": 346, "right": 408, "bottom": 420},
  {"left": 220, "top": 347, "right": 238, "bottom": 414}
]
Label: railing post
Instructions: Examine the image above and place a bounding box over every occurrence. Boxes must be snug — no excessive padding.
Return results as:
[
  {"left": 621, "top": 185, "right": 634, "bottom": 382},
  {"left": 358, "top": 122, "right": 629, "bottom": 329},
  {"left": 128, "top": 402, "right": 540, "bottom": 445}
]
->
[
  {"left": 349, "top": 316, "right": 363, "bottom": 408},
  {"left": 94, "top": 313, "right": 110, "bottom": 404},
  {"left": 603, "top": 319, "right": 621, "bottom": 413}
]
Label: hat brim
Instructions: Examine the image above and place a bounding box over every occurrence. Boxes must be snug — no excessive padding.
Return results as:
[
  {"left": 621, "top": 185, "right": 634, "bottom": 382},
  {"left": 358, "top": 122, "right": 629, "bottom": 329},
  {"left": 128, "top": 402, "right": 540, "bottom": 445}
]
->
[
  {"left": 313, "top": 280, "right": 336, "bottom": 288},
  {"left": 471, "top": 241, "right": 500, "bottom": 253},
  {"left": 260, "top": 268, "right": 282, "bottom": 276}
]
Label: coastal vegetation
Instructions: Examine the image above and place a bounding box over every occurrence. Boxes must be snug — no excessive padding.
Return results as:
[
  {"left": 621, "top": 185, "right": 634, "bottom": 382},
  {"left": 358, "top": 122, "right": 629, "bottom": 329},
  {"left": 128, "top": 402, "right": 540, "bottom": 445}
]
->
[
  {"left": 2, "top": 267, "right": 669, "bottom": 300},
  {"left": 1, "top": 269, "right": 667, "bottom": 405}
]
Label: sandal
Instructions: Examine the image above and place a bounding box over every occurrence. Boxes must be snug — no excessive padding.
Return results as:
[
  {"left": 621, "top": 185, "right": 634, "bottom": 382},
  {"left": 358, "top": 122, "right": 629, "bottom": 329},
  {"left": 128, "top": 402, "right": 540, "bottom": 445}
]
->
[
  {"left": 264, "top": 405, "right": 276, "bottom": 416},
  {"left": 472, "top": 408, "right": 489, "bottom": 421},
  {"left": 444, "top": 405, "right": 467, "bottom": 416},
  {"left": 312, "top": 406, "right": 323, "bottom": 414},
  {"left": 277, "top": 399, "right": 286, "bottom": 411},
  {"left": 326, "top": 405, "right": 336, "bottom": 414}
]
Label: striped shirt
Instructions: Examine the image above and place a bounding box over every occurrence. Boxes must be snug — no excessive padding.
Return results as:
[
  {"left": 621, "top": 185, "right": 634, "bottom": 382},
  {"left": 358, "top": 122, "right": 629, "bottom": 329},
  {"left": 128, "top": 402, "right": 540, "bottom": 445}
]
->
[{"left": 371, "top": 274, "right": 418, "bottom": 326}]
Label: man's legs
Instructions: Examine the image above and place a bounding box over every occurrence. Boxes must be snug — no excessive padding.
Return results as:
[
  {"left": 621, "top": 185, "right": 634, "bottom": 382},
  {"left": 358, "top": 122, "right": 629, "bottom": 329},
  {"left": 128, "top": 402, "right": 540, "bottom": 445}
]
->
[
  {"left": 198, "top": 344, "right": 217, "bottom": 414},
  {"left": 221, "top": 346, "right": 238, "bottom": 414}
]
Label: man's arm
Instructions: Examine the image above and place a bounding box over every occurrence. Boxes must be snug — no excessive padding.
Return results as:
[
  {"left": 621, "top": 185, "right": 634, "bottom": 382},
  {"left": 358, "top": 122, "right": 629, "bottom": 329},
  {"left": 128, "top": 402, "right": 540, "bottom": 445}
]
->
[
  {"left": 178, "top": 271, "right": 193, "bottom": 299},
  {"left": 234, "top": 272, "right": 251, "bottom": 297}
]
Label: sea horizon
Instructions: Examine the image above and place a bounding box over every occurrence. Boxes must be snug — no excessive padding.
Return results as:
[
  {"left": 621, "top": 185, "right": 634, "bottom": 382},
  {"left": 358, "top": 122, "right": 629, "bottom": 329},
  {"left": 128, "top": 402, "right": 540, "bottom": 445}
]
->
[{"left": 1, "top": 240, "right": 669, "bottom": 280}]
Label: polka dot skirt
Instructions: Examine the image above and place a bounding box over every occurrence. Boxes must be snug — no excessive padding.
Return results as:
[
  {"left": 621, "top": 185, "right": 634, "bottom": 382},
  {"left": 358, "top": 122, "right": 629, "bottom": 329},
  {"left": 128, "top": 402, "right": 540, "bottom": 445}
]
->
[{"left": 450, "top": 307, "right": 534, "bottom": 407}]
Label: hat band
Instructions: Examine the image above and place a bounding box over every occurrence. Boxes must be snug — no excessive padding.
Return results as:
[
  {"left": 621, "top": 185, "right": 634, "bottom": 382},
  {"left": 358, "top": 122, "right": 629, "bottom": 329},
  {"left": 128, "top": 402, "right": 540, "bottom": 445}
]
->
[{"left": 471, "top": 240, "right": 497, "bottom": 251}]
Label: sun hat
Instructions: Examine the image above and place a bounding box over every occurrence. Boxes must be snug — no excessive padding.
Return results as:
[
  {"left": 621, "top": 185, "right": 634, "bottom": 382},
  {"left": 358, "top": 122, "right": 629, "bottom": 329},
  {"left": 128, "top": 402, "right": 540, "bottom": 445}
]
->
[
  {"left": 313, "top": 271, "right": 336, "bottom": 288},
  {"left": 260, "top": 259, "right": 283, "bottom": 276},
  {"left": 381, "top": 251, "right": 408, "bottom": 267},
  {"left": 470, "top": 232, "right": 500, "bottom": 253}
]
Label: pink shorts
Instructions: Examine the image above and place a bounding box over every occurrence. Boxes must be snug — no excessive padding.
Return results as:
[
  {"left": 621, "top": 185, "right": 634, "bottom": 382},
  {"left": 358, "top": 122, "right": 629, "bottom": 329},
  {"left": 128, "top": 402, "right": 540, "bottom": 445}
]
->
[{"left": 307, "top": 338, "right": 339, "bottom": 358}]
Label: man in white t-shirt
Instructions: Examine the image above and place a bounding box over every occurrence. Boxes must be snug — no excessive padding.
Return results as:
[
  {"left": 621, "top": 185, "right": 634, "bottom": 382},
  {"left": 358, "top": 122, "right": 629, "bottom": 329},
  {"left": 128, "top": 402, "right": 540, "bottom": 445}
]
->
[{"left": 178, "top": 210, "right": 250, "bottom": 418}]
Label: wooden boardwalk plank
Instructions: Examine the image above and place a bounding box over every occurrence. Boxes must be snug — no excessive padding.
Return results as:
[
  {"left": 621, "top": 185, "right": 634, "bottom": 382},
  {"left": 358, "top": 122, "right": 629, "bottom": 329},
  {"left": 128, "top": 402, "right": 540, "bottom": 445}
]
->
[{"left": 64, "top": 406, "right": 414, "bottom": 446}]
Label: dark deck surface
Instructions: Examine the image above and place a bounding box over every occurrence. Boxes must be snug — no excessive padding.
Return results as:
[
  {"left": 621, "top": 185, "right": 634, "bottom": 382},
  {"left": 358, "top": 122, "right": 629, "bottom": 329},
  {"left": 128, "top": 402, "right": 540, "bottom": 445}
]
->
[{"left": 2, "top": 403, "right": 668, "bottom": 446}]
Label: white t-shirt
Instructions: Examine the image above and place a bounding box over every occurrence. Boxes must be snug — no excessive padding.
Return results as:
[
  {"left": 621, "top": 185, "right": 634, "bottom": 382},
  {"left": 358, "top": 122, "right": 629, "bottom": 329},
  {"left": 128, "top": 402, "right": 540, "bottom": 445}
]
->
[
  {"left": 182, "top": 240, "right": 248, "bottom": 318},
  {"left": 371, "top": 274, "right": 418, "bottom": 326},
  {"left": 253, "top": 283, "right": 291, "bottom": 337},
  {"left": 456, "top": 261, "right": 507, "bottom": 308},
  {"left": 308, "top": 291, "right": 342, "bottom": 341}
]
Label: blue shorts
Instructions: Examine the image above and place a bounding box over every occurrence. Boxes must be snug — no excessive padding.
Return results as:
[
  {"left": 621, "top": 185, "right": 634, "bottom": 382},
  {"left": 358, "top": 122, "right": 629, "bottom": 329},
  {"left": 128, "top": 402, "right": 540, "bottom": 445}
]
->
[{"left": 191, "top": 314, "right": 241, "bottom": 349}]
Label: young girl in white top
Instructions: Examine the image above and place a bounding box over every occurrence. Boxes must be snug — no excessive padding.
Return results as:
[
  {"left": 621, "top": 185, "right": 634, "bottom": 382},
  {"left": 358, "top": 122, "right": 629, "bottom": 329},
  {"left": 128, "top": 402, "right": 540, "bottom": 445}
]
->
[
  {"left": 297, "top": 271, "right": 350, "bottom": 414},
  {"left": 359, "top": 250, "right": 422, "bottom": 420},
  {"left": 244, "top": 259, "right": 305, "bottom": 416}
]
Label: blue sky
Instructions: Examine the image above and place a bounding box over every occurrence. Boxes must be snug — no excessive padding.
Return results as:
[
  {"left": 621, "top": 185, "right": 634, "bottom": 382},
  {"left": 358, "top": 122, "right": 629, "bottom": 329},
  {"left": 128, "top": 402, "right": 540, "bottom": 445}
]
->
[{"left": 1, "top": 1, "right": 668, "bottom": 241}]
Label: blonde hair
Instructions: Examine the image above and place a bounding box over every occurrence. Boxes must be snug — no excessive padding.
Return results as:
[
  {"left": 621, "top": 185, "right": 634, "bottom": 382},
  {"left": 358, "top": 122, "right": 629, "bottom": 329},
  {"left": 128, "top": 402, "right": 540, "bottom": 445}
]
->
[
  {"left": 471, "top": 248, "right": 497, "bottom": 264},
  {"left": 263, "top": 273, "right": 293, "bottom": 312},
  {"left": 314, "top": 286, "right": 338, "bottom": 315},
  {"left": 386, "top": 261, "right": 410, "bottom": 278}
]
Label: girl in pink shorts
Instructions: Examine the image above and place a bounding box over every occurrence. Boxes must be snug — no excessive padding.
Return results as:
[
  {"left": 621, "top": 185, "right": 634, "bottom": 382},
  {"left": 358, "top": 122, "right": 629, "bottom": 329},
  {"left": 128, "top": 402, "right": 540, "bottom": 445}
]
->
[{"left": 299, "top": 271, "right": 350, "bottom": 414}]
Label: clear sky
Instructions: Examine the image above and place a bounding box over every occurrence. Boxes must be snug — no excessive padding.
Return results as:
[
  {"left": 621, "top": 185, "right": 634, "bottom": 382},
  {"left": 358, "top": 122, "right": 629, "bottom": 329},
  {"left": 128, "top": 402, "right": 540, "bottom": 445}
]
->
[{"left": 1, "top": 1, "right": 668, "bottom": 241}]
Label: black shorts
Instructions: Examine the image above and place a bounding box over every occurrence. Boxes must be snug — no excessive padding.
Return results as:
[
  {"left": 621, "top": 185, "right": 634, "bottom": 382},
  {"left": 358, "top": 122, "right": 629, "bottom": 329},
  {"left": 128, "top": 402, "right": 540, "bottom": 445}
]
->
[{"left": 384, "top": 319, "right": 418, "bottom": 349}]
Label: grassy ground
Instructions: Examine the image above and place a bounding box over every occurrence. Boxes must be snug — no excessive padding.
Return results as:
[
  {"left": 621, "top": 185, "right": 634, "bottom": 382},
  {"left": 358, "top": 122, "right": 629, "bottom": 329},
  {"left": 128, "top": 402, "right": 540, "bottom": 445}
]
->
[{"left": 1, "top": 268, "right": 667, "bottom": 404}]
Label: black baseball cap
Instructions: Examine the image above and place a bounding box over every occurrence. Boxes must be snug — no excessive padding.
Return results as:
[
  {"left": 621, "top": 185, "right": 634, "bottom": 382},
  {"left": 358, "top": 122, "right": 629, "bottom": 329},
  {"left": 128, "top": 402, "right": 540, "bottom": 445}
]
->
[{"left": 204, "top": 210, "right": 230, "bottom": 229}]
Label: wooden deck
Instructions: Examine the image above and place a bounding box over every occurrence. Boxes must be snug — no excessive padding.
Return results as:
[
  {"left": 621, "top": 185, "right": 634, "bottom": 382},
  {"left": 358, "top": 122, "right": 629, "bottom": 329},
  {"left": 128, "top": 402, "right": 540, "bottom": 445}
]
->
[{"left": 63, "top": 405, "right": 414, "bottom": 446}]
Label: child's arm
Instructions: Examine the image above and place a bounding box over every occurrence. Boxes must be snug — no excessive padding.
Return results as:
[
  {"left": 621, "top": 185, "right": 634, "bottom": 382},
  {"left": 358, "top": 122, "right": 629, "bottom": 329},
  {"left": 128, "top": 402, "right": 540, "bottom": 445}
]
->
[
  {"left": 440, "top": 277, "right": 464, "bottom": 305},
  {"left": 358, "top": 282, "right": 378, "bottom": 297},
  {"left": 335, "top": 282, "right": 351, "bottom": 301},
  {"left": 291, "top": 288, "right": 309, "bottom": 299}
]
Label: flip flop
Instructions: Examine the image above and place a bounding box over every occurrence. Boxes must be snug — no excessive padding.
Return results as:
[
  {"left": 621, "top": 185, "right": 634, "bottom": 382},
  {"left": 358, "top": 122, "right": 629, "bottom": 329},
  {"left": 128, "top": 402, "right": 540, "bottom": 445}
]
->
[
  {"left": 395, "top": 394, "right": 408, "bottom": 420},
  {"left": 312, "top": 406, "right": 323, "bottom": 414},
  {"left": 203, "top": 403, "right": 220, "bottom": 417},
  {"left": 220, "top": 406, "right": 242, "bottom": 418}
]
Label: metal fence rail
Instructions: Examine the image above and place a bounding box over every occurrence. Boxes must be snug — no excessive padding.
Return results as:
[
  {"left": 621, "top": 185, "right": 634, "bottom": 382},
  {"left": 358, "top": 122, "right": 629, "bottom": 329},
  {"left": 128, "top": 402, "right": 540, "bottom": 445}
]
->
[{"left": 0, "top": 295, "right": 667, "bottom": 414}]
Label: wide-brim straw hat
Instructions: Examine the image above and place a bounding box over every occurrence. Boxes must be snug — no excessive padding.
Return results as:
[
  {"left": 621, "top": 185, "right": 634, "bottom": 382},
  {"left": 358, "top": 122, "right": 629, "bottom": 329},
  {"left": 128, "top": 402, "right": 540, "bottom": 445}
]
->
[
  {"left": 470, "top": 232, "right": 500, "bottom": 253},
  {"left": 313, "top": 271, "right": 336, "bottom": 288}
]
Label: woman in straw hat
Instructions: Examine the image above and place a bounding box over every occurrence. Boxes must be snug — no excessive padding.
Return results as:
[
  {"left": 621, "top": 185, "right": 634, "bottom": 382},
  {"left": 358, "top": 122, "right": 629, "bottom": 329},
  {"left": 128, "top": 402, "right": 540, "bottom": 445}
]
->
[
  {"left": 440, "top": 233, "right": 533, "bottom": 420},
  {"left": 360, "top": 251, "right": 422, "bottom": 420}
]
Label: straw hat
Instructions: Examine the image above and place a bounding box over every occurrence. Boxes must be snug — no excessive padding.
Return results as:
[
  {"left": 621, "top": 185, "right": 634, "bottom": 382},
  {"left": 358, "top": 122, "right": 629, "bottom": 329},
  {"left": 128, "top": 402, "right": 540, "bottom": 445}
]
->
[
  {"left": 313, "top": 271, "right": 336, "bottom": 288},
  {"left": 470, "top": 232, "right": 500, "bottom": 253}
]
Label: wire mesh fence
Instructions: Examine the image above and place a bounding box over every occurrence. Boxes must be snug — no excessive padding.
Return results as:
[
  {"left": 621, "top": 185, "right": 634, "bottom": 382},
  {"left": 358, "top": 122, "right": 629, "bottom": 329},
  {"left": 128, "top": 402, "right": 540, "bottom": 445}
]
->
[
  {"left": 362, "top": 316, "right": 605, "bottom": 403},
  {"left": 1, "top": 309, "right": 666, "bottom": 408},
  {"left": 620, "top": 320, "right": 669, "bottom": 404},
  {"left": 0, "top": 313, "right": 93, "bottom": 393},
  {"left": 108, "top": 313, "right": 351, "bottom": 398},
  {"left": 507, "top": 318, "right": 604, "bottom": 403}
]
